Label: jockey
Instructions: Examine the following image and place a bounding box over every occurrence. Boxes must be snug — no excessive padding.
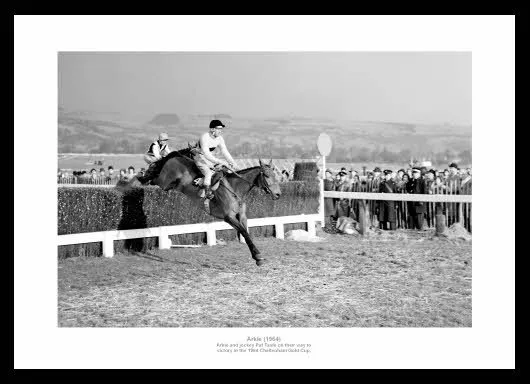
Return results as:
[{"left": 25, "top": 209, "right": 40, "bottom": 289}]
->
[
  {"left": 193, "top": 119, "right": 236, "bottom": 199},
  {"left": 144, "top": 132, "right": 171, "bottom": 166}
]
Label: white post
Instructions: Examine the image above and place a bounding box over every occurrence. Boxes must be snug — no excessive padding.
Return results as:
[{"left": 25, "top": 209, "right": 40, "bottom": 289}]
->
[
  {"left": 158, "top": 227, "right": 171, "bottom": 250},
  {"left": 275, "top": 223, "right": 285, "bottom": 239},
  {"left": 307, "top": 219, "right": 316, "bottom": 238},
  {"left": 318, "top": 155, "right": 326, "bottom": 228},
  {"left": 206, "top": 227, "right": 216, "bottom": 246},
  {"left": 102, "top": 232, "right": 114, "bottom": 258}
]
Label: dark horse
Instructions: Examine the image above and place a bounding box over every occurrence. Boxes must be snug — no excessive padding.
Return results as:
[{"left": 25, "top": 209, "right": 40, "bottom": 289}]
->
[{"left": 123, "top": 147, "right": 282, "bottom": 266}]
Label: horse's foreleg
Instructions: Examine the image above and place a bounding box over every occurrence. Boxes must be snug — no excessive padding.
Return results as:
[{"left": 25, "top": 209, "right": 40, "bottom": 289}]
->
[
  {"left": 224, "top": 214, "right": 264, "bottom": 266},
  {"left": 236, "top": 202, "right": 248, "bottom": 244}
]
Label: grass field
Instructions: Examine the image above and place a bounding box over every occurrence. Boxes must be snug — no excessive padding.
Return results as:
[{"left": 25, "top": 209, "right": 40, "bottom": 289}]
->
[{"left": 58, "top": 228, "right": 471, "bottom": 328}]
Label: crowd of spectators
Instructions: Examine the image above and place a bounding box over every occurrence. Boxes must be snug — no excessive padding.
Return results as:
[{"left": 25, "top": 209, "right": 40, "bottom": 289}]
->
[
  {"left": 57, "top": 165, "right": 147, "bottom": 184},
  {"left": 324, "top": 162, "right": 472, "bottom": 233}
]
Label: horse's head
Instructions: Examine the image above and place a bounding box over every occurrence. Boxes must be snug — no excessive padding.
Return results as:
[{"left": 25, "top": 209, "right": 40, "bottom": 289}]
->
[{"left": 257, "top": 159, "right": 281, "bottom": 200}]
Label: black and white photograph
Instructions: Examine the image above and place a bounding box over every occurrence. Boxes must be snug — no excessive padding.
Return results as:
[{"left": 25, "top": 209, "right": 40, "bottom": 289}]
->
[
  {"left": 14, "top": 15, "right": 515, "bottom": 369},
  {"left": 56, "top": 50, "right": 473, "bottom": 328}
]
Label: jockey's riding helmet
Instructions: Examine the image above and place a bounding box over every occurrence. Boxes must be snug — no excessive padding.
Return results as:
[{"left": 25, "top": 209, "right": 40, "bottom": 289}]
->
[
  {"left": 209, "top": 119, "right": 225, "bottom": 129},
  {"left": 158, "top": 132, "right": 169, "bottom": 141}
]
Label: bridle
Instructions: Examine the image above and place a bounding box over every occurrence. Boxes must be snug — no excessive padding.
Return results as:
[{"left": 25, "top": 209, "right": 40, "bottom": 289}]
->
[
  {"left": 257, "top": 167, "right": 275, "bottom": 196},
  {"left": 219, "top": 165, "right": 276, "bottom": 202}
]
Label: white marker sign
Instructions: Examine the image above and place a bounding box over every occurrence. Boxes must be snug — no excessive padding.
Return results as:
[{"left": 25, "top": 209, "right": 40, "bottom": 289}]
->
[{"left": 317, "top": 133, "right": 332, "bottom": 157}]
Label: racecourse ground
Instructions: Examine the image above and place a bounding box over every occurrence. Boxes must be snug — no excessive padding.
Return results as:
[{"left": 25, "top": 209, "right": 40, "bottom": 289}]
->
[{"left": 58, "top": 228, "right": 471, "bottom": 327}]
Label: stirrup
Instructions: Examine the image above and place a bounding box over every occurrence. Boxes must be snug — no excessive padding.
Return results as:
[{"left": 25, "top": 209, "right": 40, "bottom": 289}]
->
[{"left": 204, "top": 188, "right": 214, "bottom": 199}]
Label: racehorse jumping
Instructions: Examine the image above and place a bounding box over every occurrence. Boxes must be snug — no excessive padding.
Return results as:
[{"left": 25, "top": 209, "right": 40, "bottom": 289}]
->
[{"left": 121, "top": 147, "right": 282, "bottom": 266}]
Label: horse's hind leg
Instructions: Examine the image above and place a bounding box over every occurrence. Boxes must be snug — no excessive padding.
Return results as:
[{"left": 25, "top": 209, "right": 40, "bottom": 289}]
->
[{"left": 224, "top": 214, "right": 264, "bottom": 266}]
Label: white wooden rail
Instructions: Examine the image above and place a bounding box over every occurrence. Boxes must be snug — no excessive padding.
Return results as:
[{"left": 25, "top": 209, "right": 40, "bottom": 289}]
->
[
  {"left": 58, "top": 213, "right": 320, "bottom": 258},
  {"left": 57, "top": 184, "right": 115, "bottom": 188},
  {"left": 323, "top": 191, "right": 472, "bottom": 203}
]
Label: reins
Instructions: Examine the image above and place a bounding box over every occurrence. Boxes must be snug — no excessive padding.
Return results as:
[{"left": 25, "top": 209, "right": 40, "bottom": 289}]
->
[{"left": 218, "top": 166, "right": 270, "bottom": 202}]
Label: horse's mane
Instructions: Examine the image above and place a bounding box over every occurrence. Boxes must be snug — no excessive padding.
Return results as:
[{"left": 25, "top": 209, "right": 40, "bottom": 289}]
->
[{"left": 234, "top": 165, "right": 261, "bottom": 174}]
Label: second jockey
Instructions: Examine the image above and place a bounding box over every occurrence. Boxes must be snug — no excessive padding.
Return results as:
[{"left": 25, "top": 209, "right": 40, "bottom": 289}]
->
[
  {"left": 193, "top": 119, "right": 236, "bottom": 199},
  {"left": 144, "top": 132, "right": 171, "bottom": 166}
]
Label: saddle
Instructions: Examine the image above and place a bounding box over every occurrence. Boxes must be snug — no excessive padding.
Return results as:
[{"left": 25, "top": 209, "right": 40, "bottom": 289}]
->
[{"left": 192, "top": 165, "right": 226, "bottom": 192}]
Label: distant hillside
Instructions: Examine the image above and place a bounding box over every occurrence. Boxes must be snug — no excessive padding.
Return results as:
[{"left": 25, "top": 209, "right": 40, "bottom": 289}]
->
[
  {"left": 149, "top": 113, "right": 180, "bottom": 126},
  {"left": 57, "top": 108, "right": 471, "bottom": 164}
]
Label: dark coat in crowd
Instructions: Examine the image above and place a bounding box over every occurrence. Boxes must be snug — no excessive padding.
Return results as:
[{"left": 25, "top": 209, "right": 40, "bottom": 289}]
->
[
  {"left": 334, "top": 179, "right": 351, "bottom": 219},
  {"left": 371, "top": 176, "right": 383, "bottom": 192},
  {"left": 378, "top": 179, "right": 397, "bottom": 222},
  {"left": 406, "top": 177, "right": 428, "bottom": 214},
  {"left": 323, "top": 178, "right": 336, "bottom": 217}
]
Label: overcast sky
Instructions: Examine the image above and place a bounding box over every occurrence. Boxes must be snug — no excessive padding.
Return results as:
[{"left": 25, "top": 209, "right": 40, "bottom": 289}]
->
[{"left": 58, "top": 52, "right": 471, "bottom": 125}]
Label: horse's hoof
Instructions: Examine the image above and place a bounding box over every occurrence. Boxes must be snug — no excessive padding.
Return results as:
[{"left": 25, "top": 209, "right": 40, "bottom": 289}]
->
[{"left": 255, "top": 259, "right": 265, "bottom": 266}]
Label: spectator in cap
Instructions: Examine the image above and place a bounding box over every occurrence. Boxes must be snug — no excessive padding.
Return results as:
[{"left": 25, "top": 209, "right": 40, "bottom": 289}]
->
[
  {"left": 193, "top": 119, "right": 236, "bottom": 199},
  {"left": 378, "top": 170, "right": 398, "bottom": 230},
  {"left": 446, "top": 162, "right": 462, "bottom": 191},
  {"left": 373, "top": 167, "right": 382, "bottom": 179},
  {"left": 367, "top": 167, "right": 383, "bottom": 226},
  {"left": 425, "top": 169, "right": 436, "bottom": 191},
  {"left": 405, "top": 167, "right": 428, "bottom": 230},
  {"left": 423, "top": 169, "right": 437, "bottom": 225},
  {"left": 393, "top": 169, "right": 405, "bottom": 190},
  {"left": 144, "top": 132, "right": 172, "bottom": 166},
  {"left": 445, "top": 163, "right": 464, "bottom": 225},
  {"left": 333, "top": 170, "right": 352, "bottom": 221},
  {"left": 99, "top": 168, "right": 106, "bottom": 177},
  {"left": 448, "top": 162, "right": 459, "bottom": 178},
  {"left": 325, "top": 168, "right": 334, "bottom": 182},
  {"left": 368, "top": 167, "right": 381, "bottom": 191}
]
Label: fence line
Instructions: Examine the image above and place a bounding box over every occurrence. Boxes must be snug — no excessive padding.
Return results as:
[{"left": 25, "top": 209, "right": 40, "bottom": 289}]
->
[
  {"left": 57, "top": 176, "right": 118, "bottom": 185},
  {"left": 324, "top": 179, "right": 472, "bottom": 232},
  {"left": 324, "top": 191, "right": 472, "bottom": 203},
  {"left": 58, "top": 213, "right": 320, "bottom": 258}
]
